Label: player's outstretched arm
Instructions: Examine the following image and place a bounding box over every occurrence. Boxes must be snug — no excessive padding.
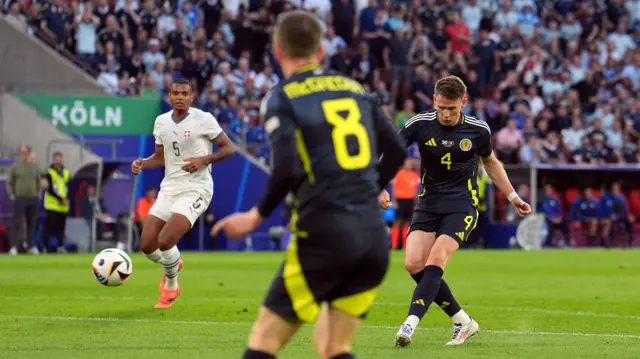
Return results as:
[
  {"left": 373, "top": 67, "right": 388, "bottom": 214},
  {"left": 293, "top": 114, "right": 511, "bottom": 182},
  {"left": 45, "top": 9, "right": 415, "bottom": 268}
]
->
[{"left": 481, "top": 152, "right": 531, "bottom": 216}]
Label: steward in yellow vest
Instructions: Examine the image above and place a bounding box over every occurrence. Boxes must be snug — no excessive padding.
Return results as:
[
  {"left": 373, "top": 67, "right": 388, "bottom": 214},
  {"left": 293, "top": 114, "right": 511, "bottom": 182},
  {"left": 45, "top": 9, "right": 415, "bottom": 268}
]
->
[{"left": 43, "top": 152, "right": 70, "bottom": 253}]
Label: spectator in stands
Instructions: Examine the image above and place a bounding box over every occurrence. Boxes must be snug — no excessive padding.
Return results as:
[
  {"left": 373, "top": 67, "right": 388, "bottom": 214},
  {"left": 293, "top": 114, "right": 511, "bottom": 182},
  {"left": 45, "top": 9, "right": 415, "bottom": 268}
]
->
[
  {"left": 600, "top": 182, "right": 635, "bottom": 247},
  {"left": 562, "top": 116, "right": 586, "bottom": 152},
  {"left": 519, "top": 136, "right": 542, "bottom": 165},
  {"left": 573, "top": 136, "right": 596, "bottom": 164},
  {"left": 540, "top": 185, "right": 570, "bottom": 248},
  {"left": 394, "top": 99, "right": 415, "bottom": 128},
  {"left": 5, "top": 145, "right": 41, "bottom": 255},
  {"left": 569, "top": 188, "right": 601, "bottom": 247},
  {"left": 495, "top": 118, "right": 524, "bottom": 164},
  {"left": 73, "top": 3, "right": 99, "bottom": 60},
  {"left": 621, "top": 133, "right": 640, "bottom": 164},
  {"left": 43, "top": 152, "right": 70, "bottom": 254},
  {"left": 384, "top": 26, "right": 412, "bottom": 103}
]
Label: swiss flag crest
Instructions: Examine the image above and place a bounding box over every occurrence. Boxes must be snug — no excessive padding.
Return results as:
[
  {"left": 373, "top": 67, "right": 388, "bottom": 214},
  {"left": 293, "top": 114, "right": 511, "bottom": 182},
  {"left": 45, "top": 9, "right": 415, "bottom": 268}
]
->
[{"left": 184, "top": 130, "right": 191, "bottom": 138}]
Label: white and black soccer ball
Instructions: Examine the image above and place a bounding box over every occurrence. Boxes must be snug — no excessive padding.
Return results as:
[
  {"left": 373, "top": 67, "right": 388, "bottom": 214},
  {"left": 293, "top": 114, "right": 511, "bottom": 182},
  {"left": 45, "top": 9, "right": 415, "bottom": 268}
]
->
[{"left": 92, "top": 248, "right": 133, "bottom": 287}]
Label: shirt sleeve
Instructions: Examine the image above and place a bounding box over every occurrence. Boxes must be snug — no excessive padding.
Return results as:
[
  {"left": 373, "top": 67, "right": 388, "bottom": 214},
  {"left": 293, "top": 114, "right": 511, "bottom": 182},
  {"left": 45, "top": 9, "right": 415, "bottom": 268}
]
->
[
  {"left": 202, "top": 112, "right": 224, "bottom": 141},
  {"left": 478, "top": 126, "right": 493, "bottom": 158},
  {"left": 398, "top": 116, "right": 418, "bottom": 147},
  {"left": 152, "top": 118, "right": 163, "bottom": 146},
  {"left": 256, "top": 90, "right": 299, "bottom": 218}
]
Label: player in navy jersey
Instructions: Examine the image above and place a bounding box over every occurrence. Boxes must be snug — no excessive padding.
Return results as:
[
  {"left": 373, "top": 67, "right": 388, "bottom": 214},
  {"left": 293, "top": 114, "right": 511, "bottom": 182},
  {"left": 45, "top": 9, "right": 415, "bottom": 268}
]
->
[
  {"left": 213, "top": 10, "right": 407, "bottom": 359},
  {"left": 378, "top": 76, "right": 531, "bottom": 347}
]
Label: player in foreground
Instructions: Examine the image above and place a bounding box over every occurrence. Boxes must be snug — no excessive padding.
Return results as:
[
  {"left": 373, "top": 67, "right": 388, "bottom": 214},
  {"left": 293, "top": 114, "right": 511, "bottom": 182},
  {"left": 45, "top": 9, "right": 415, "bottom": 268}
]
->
[
  {"left": 378, "top": 76, "right": 531, "bottom": 347},
  {"left": 212, "top": 10, "right": 407, "bottom": 359},
  {"left": 131, "top": 78, "right": 235, "bottom": 309}
]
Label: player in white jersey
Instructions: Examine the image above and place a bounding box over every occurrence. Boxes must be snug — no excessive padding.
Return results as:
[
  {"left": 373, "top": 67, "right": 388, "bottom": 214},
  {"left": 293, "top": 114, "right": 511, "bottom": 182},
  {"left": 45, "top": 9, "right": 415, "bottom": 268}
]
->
[{"left": 131, "top": 79, "right": 235, "bottom": 309}]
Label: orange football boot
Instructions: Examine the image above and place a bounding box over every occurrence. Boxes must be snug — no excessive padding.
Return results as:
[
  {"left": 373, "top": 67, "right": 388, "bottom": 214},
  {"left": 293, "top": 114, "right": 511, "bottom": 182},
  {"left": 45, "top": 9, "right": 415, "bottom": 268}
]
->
[{"left": 154, "top": 286, "right": 180, "bottom": 309}]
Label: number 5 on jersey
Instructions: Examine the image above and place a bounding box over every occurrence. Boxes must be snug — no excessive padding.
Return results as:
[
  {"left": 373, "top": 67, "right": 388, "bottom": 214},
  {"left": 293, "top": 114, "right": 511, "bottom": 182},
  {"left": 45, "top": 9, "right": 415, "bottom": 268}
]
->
[
  {"left": 172, "top": 141, "right": 180, "bottom": 157},
  {"left": 321, "top": 98, "right": 371, "bottom": 170}
]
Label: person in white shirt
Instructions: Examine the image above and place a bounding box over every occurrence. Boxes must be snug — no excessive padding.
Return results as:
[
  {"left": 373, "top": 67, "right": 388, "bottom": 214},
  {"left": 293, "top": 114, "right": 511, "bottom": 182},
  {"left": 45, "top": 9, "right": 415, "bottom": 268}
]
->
[
  {"left": 494, "top": 0, "right": 519, "bottom": 29},
  {"left": 131, "top": 78, "right": 235, "bottom": 309},
  {"left": 253, "top": 63, "right": 280, "bottom": 95},
  {"left": 321, "top": 25, "right": 347, "bottom": 62},
  {"left": 608, "top": 23, "right": 635, "bottom": 61},
  {"left": 527, "top": 86, "right": 544, "bottom": 117},
  {"left": 561, "top": 116, "right": 585, "bottom": 152},
  {"left": 461, "top": 0, "right": 482, "bottom": 33}
]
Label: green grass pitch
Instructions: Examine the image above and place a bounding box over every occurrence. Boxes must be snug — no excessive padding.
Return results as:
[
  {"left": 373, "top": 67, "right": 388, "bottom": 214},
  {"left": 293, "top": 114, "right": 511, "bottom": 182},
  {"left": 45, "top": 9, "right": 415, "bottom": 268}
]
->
[{"left": 1, "top": 250, "right": 639, "bottom": 358}]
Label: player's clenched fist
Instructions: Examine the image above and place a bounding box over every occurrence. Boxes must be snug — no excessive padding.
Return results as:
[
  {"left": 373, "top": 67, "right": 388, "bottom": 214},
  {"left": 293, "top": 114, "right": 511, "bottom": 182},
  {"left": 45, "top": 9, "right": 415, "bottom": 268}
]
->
[
  {"left": 131, "top": 158, "right": 143, "bottom": 175},
  {"left": 378, "top": 189, "right": 393, "bottom": 209},
  {"left": 511, "top": 197, "right": 532, "bottom": 217},
  {"left": 212, "top": 207, "right": 262, "bottom": 239},
  {"left": 182, "top": 157, "right": 206, "bottom": 173}
]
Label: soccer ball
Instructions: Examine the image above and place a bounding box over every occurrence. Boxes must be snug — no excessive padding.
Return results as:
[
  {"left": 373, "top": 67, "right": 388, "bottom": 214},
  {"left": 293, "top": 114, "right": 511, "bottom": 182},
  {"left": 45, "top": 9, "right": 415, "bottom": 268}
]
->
[{"left": 92, "top": 248, "right": 133, "bottom": 287}]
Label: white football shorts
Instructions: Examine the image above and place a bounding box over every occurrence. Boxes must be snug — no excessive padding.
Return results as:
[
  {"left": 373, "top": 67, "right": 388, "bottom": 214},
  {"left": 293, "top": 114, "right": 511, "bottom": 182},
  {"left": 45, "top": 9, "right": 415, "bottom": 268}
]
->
[{"left": 148, "top": 190, "right": 212, "bottom": 226}]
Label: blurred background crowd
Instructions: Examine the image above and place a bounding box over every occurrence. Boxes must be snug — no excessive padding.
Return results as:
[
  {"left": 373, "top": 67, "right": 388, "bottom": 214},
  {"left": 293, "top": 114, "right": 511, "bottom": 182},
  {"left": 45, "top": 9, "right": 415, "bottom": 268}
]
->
[
  {"left": 3, "top": 0, "right": 639, "bottom": 165},
  {"left": 1, "top": 0, "right": 639, "bottom": 253}
]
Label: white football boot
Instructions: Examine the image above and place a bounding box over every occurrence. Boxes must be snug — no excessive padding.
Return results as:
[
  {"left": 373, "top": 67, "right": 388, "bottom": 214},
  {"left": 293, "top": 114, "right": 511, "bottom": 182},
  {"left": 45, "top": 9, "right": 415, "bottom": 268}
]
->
[
  {"left": 445, "top": 317, "right": 479, "bottom": 346},
  {"left": 395, "top": 323, "right": 415, "bottom": 347}
]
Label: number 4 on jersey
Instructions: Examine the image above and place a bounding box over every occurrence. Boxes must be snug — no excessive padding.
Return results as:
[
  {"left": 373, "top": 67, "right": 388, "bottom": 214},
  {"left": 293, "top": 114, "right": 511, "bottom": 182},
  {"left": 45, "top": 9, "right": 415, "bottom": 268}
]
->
[{"left": 441, "top": 152, "right": 451, "bottom": 170}]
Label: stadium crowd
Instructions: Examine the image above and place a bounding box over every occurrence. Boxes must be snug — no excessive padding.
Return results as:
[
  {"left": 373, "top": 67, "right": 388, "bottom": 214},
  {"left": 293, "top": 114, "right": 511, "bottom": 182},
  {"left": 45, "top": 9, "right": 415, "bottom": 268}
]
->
[
  {"left": 2, "top": 0, "right": 638, "bottom": 162},
  {"left": 2, "top": 0, "right": 639, "bottom": 165}
]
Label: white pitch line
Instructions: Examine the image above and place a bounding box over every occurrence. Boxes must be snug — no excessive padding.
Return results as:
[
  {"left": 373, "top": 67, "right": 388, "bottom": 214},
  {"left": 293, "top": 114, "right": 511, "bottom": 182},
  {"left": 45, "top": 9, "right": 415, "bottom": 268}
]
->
[
  {"left": 5, "top": 296, "right": 640, "bottom": 321},
  {"left": 2, "top": 315, "right": 640, "bottom": 340}
]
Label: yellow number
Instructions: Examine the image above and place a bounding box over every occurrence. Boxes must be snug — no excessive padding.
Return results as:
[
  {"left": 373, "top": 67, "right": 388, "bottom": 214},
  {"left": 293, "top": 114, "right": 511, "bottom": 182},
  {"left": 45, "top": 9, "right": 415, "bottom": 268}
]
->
[
  {"left": 441, "top": 152, "right": 452, "bottom": 170},
  {"left": 464, "top": 215, "right": 474, "bottom": 230},
  {"left": 321, "top": 98, "right": 371, "bottom": 170}
]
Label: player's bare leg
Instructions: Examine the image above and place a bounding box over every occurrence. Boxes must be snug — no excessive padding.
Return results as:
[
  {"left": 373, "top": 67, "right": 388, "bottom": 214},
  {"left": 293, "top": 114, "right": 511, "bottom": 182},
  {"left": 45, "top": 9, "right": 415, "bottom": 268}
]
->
[
  {"left": 139, "top": 215, "right": 166, "bottom": 264},
  {"left": 404, "top": 230, "right": 436, "bottom": 276},
  {"left": 154, "top": 213, "right": 190, "bottom": 309},
  {"left": 397, "top": 231, "right": 475, "bottom": 347},
  {"left": 242, "top": 306, "right": 301, "bottom": 358},
  {"left": 314, "top": 304, "right": 361, "bottom": 359}
]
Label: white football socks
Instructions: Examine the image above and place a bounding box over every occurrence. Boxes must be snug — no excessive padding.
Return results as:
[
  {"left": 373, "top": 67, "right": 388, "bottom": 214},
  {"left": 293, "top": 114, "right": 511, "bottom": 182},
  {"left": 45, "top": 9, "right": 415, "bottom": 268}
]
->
[
  {"left": 452, "top": 309, "right": 471, "bottom": 325},
  {"left": 145, "top": 249, "right": 162, "bottom": 264},
  {"left": 405, "top": 315, "right": 420, "bottom": 329},
  {"left": 161, "top": 246, "right": 181, "bottom": 290}
]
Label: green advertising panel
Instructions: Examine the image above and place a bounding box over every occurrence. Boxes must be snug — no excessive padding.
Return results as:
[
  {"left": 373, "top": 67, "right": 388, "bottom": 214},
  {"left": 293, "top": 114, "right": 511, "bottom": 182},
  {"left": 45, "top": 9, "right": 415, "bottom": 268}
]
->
[{"left": 15, "top": 94, "right": 161, "bottom": 135}]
